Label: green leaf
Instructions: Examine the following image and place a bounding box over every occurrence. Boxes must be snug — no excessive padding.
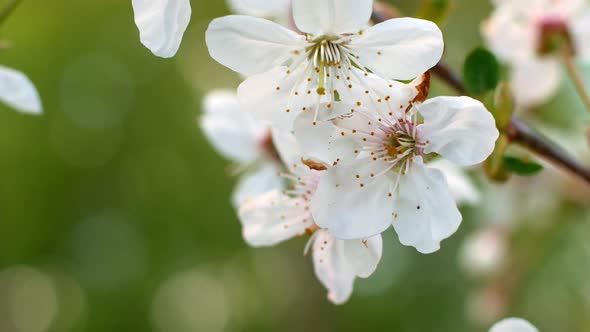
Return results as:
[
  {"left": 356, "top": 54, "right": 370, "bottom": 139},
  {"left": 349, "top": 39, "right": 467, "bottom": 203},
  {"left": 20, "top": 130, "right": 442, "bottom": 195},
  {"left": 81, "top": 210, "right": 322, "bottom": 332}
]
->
[
  {"left": 463, "top": 47, "right": 501, "bottom": 96},
  {"left": 503, "top": 156, "right": 544, "bottom": 176}
]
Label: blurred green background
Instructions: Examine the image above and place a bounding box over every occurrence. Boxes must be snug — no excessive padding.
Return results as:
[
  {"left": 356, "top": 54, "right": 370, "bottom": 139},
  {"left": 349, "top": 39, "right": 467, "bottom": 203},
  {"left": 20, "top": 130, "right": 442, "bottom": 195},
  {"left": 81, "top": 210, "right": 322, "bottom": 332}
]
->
[{"left": 0, "top": 0, "right": 588, "bottom": 331}]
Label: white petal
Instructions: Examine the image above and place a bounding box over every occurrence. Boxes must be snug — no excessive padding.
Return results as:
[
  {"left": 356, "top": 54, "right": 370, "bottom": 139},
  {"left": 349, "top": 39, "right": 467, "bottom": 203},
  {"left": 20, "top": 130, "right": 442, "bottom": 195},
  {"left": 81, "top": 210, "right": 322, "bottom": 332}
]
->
[
  {"left": 428, "top": 159, "right": 480, "bottom": 205},
  {"left": 489, "top": 318, "right": 538, "bottom": 332},
  {"left": 227, "top": 0, "right": 291, "bottom": 17},
  {"left": 349, "top": 18, "right": 444, "bottom": 80},
  {"left": 232, "top": 163, "right": 284, "bottom": 208},
  {"left": 200, "top": 90, "right": 266, "bottom": 163},
  {"left": 238, "top": 190, "right": 311, "bottom": 247},
  {"left": 292, "top": 0, "right": 373, "bottom": 36},
  {"left": 311, "top": 158, "right": 395, "bottom": 240},
  {"left": 270, "top": 127, "right": 303, "bottom": 167},
  {"left": 312, "top": 230, "right": 382, "bottom": 304},
  {"left": 293, "top": 107, "right": 357, "bottom": 165},
  {"left": 510, "top": 57, "right": 561, "bottom": 107},
  {"left": 418, "top": 96, "right": 499, "bottom": 167},
  {"left": 572, "top": 10, "right": 590, "bottom": 60},
  {"left": 392, "top": 161, "right": 461, "bottom": 254},
  {"left": 481, "top": 6, "right": 534, "bottom": 63},
  {"left": 0, "top": 66, "right": 42, "bottom": 114},
  {"left": 237, "top": 66, "right": 313, "bottom": 130},
  {"left": 206, "top": 15, "right": 305, "bottom": 76},
  {"left": 132, "top": 0, "right": 191, "bottom": 58}
]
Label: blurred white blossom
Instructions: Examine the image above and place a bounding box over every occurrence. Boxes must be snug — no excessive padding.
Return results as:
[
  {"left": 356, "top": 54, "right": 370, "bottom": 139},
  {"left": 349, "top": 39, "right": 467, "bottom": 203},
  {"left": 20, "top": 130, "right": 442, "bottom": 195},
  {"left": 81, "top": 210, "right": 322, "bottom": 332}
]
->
[
  {"left": 483, "top": 0, "right": 590, "bottom": 107},
  {"left": 200, "top": 90, "right": 284, "bottom": 207}
]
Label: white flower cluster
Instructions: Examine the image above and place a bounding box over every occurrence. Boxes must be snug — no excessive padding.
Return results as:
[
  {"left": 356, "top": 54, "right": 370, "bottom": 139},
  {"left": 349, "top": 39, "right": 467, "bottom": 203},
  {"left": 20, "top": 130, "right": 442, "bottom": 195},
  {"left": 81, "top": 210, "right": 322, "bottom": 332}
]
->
[{"left": 132, "top": 0, "right": 500, "bottom": 304}]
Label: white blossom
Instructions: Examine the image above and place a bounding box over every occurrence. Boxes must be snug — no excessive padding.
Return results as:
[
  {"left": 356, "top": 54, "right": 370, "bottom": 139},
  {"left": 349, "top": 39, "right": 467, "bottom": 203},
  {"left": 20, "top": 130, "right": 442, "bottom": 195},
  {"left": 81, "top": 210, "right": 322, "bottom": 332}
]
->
[
  {"left": 483, "top": 0, "right": 590, "bottom": 106},
  {"left": 132, "top": 0, "right": 191, "bottom": 58},
  {"left": 0, "top": 65, "right": 42, "bottom": 114},
  {"left": 490, "top": 318, "right": 539, "bottom": 332},
  {"left": 199, "top": 90, "right": 283, "bottom": 207},
  {"left": 295, "top": 74, "right": 499, "bottom": 253},
  {"left": 206, "top": 0, "right": 443, "bottom": 129}
]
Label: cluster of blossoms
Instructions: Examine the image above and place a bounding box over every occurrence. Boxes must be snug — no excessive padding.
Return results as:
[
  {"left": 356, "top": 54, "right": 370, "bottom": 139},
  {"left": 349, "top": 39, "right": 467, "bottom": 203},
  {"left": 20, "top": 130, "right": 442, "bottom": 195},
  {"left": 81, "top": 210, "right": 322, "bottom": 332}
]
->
[
  {"left": 131, "top": 0, "right": 506, "bottom": 304},
  {"left": 197, "top": 0, "right": 500, "bottom": 303},
  {"left": 483, "top": 0, "right": 590, "bottom": 107}
]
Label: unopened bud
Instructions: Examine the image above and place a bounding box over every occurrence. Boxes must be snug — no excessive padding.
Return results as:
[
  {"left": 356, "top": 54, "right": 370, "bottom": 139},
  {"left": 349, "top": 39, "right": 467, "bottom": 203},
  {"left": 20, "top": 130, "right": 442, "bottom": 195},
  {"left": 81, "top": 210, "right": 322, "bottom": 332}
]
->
[{"left": 537, "top": 16, "right": 575, "bottom": 56}]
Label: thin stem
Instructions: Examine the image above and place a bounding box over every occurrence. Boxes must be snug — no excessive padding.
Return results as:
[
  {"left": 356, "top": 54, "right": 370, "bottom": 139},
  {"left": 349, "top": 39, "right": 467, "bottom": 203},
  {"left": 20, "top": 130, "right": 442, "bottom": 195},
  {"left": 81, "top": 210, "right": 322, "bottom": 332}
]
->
[
  {"left": 562, "top": 48, "right": 590, "bottom": 114},
  {"left": 0, "top": 0, "right": 22, "bottom": 26},
  {"left": 506, "top": 118, "right": 590, "bottom": 185}
]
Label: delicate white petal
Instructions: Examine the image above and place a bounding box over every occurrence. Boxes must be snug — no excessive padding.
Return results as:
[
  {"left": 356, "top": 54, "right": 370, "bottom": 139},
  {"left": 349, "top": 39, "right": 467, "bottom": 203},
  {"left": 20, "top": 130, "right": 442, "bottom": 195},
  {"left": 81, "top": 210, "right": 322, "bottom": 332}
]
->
[
  {"left": 132, "top": 0, "right": 191, "bottom": 58},
  {"left": 572, "top": 10, "right": 590, "bottom": 61},
  {"left": 481, "top": 6, "right": 534, "bottom": 63},
  {"left": 349, "top": 18, "right": 444, "bottom": 80},
  {"left": 292, "top": 0, "right": 373, "bottom": 35},
  {"left": 0, "top": 66, "right": 42, "bottom": 114},
  {"left": 238, "top": 190, "right": 311, "bottom": 247},
  {"left": 311, "top": 158, "right": 395, "bottom": 240},
  {"left": 418, "top": 96, "right": 499, "bottom": 167},
  {"left": 489, "top": 318, "right": 538, "bottom": 332},
  {"left": 237, "top": 66, "right": 315, "bottom": 130},
  {"left": 206, "top": 15, "right": 305, "bottom": 76},
  {"left": 429, "top": 159, "right": 480, "bottom": 205},
  {"left": 510, "top": 58, "right": 561, "bottom": 107},
  {"left": 312, "top": 230, "right": 382, "bottom": 304},
  {"left": 270, "top": 127, "right": 302, "bottom": 167},
  {"left": 200, "top": 90, "right": 266, "bottom": 163},
  {"left": 232, "top": 163, "right": 284, "bottom": 208},
  {"left": 393, "top": 161, "right": 461, "bottom": 254},
  {"left": 293, "top": 107, "right": 357, "bottom": 165},
  {"left": 227, "top": 0, "right": 291, "bottom": 17},
  {"left": 342, "top": 234, "right": 382, "bottom": 278}
]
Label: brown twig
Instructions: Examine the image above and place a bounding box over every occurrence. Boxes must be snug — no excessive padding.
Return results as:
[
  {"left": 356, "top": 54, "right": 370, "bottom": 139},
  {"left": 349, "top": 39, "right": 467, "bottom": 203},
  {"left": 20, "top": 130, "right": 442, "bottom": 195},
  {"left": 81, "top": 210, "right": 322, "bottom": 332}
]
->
[{"left": 372, "top": 2, "right": 590, "bottom": 186}]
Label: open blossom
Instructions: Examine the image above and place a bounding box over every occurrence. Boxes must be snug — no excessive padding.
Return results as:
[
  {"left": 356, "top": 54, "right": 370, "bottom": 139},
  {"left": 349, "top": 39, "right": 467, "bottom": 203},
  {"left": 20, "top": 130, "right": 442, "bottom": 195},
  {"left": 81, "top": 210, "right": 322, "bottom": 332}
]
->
[
  {"left": 239, "top": 159, "right": 382, "bottom": 304},
  {"left": 0, "top": 65, "right": 42, "bottom": 114},
  {"left": 206, "top": 0, "right": 443, "bottom": 129},
  {"left": 296, "top": 74, "right": 499, "bottom": 253},
  {"left": 199, "top": 90, "right": 283, "bottom": 207},
  {"left": 490, "top": 318, "right": 539, "bottom": 332},
  {"left": 132, "top": 0, "right": 191, "bottom": 58},
  {"left": 483, "top": 0, "right": 590, "bottom": 106}
]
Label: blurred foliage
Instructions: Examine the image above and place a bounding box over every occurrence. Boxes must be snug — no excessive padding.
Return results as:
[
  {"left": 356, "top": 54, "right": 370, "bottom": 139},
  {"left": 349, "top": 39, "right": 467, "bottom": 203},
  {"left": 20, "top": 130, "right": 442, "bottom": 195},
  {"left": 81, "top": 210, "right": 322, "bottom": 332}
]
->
[{"left": 0, "top": 0, "right": 587, "bottom": 331}]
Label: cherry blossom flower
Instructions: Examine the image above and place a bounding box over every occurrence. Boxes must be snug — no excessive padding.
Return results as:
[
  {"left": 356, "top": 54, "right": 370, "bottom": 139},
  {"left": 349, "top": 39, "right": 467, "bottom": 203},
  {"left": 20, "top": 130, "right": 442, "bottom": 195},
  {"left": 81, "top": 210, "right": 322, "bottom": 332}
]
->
[
  {"left": 296, "top": 74, "right": 499, "bottom": 253},
  {"left": 199, "top": 90, "right": 283, "bottom": 207},
  {"left": 132, "top": 0, "right": 191, "bottom": 58},
  {"left": 490, "top": 318, "right": 539, "bottom": 332},
  {"left": 206, "top": 0, "right": 443, "bottom": 129},
  {"left": 239, "top": 158, "right": 382, "bottom": 304},
  {"left": 482, "top": 0, "right": 590, "bottom": 106},
  {"left": 0, "top": 65, "right": 42, "bottom": 114}
]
